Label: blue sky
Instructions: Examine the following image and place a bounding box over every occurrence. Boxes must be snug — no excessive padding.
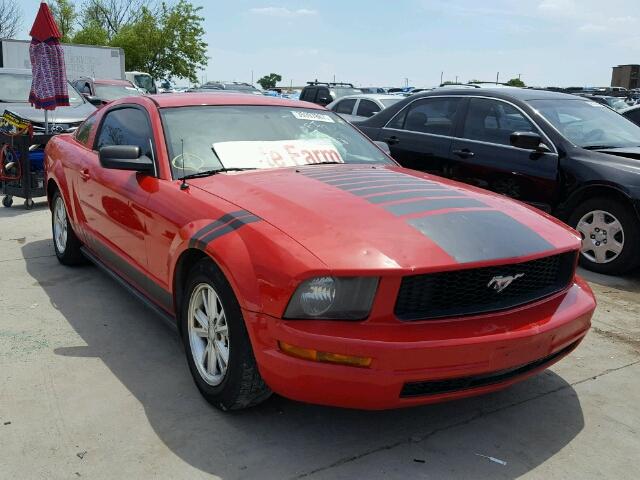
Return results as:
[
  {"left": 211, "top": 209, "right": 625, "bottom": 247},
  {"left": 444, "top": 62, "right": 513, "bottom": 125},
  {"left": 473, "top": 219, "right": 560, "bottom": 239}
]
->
[{"left": 17, "top": 0, "right": 640, "bottom": 87}]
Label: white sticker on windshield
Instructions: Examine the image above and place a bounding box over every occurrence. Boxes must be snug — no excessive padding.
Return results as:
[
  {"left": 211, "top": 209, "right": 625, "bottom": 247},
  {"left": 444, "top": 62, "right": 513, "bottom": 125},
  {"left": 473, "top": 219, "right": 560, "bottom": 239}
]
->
[
  {"left": 291, "top": 111, "right": 335, "bottom": 123},
  {"left": 213, "top": 139, "right": 344, "bottom": 170}
]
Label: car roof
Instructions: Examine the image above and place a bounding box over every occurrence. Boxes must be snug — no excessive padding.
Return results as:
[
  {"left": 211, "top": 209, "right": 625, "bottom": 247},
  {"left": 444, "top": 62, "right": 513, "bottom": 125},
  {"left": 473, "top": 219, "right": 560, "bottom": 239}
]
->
[
  {"left": 333, "top": 94, "right": 400, "bottom": 101},
  {"left": 418, "top": 86, "right": 581, "bottom": 101},
  {"left": 93, "top": 79, "right": 134, "bottom": 86},
  {"left": 148, "top": 92, "right": 325, "bottom": 109}
]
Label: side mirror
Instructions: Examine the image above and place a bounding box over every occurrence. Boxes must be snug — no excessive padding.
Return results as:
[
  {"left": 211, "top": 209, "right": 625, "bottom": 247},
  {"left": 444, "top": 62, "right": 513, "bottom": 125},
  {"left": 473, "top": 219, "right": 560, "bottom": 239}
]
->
[
  {"left": 510, "top": 131, "right": 549, "bottom": 152},
  {"left": 99, "top": 145, "right": 154, "bottom": 173},
  {"left": 83, "top": 94, "right": 104, "bottom": 106},
  {"left": 374, "top": 140, "right": 391, "bottom": 155}
]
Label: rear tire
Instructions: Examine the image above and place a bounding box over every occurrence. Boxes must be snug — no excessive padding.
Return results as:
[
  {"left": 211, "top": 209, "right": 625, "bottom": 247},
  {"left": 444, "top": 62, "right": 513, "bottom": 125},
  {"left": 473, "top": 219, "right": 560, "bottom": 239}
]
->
[
  {"left": 51, "top": 190, "right": 84, "bottom": 265},
  {"left": 569, "top": 196, "right": 640, "bottom": 275},
  {"left": 181, "top": 258, "right": 271, "bottom": 411}
]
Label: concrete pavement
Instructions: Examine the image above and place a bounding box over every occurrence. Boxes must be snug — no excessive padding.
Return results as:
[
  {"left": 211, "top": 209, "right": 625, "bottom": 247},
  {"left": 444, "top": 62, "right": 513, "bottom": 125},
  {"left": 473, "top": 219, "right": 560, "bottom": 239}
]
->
[{"left": 1, "top": 201, "right": 638, "bottom": 479}]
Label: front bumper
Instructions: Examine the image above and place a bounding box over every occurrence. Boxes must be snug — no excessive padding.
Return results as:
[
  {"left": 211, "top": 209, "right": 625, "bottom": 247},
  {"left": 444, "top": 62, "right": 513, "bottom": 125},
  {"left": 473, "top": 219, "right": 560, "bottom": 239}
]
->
[{"left": 244, "top": 278, "right": 595, "bottom": 410}]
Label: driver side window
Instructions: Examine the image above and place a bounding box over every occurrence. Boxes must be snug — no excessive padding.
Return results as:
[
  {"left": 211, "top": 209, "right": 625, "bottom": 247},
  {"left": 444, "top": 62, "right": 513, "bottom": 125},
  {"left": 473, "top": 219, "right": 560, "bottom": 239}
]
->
[{"left": 95, "top": 107, "right": 154, "bottom": 161}]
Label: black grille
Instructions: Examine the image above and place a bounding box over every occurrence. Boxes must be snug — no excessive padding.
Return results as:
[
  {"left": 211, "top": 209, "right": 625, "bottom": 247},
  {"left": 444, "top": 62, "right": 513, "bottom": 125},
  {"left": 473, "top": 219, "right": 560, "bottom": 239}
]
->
[
  {"left": 395, "top": 252, "right": 576, "bottom": 321},
  {"left": 400, "top": 340, "right": 580, "bottom": 397}
]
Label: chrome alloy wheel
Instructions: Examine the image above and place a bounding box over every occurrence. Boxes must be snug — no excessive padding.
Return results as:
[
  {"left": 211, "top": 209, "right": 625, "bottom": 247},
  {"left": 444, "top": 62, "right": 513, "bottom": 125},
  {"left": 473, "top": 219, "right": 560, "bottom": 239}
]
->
[
  {"left": 53, "top": 196, "right": 68, "bottom": 254},
  {"left": 187, "top": 283, "right": 230, "bottom": 386},
  {"left": 576, "top": 209, "right": 624, "bottom": 264}
]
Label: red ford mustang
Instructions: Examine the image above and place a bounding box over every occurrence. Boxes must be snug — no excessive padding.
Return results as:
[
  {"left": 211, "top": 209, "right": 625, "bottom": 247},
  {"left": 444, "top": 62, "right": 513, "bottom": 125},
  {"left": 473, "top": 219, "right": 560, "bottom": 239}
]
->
[{"left": 44, "top": 93, "right": 596, "bottom": 410}]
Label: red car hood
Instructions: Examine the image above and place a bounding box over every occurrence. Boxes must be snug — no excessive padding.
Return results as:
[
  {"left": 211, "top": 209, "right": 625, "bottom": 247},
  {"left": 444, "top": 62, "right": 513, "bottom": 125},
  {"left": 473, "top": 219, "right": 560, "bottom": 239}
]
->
[{"left": 191, "top": 165, "right": 580, "bottom": 272}]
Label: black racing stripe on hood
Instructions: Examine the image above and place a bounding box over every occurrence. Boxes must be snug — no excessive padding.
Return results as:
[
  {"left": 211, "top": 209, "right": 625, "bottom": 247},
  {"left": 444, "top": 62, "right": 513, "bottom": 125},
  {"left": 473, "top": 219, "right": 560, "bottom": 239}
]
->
[
  {"left": 343, "top": 180, "right": 437, "bottom": 191},
  {"left": 325, "top": 174, "right": 412, "bottom": 186},
  {"left": 385, "top": 198, "right": 486, "bottom": 216},
  {"left": 350, "top": 185, "right": 447, "bottom": 197},
  {"left": 193, "top": 215, "right": 261, "bottom": 250},
  {"left": 302, "top": 170, "right": 396, "bottom": 180},
  {"left": 407, "top": 210, "right": 554, "bottom": 263},
  {"left": 367, "top": 189, "right": 462, "bottom": 204}
]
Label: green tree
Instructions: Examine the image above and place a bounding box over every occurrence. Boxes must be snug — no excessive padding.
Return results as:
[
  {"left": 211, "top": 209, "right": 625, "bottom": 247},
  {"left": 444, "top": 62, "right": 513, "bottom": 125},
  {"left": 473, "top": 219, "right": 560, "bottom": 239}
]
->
[
  {"left": 468, "top": 79, "right": 482, "bottom": 84},
  {"left": 0, "top": 0, "right": 22, "bottom": 38},
  {"left": 82, "top": 0, "right": 151, "bottom": 39},
  {"left": 506, "top": 77, "right": 526, "bottom": 87},
  {"left": 50, "top": 0, "right": 77, "bottom": 42},
  {"left": 257, "top": 73, "right": 282, "bottom": 90},
  {"left": 110, "top": 1, "right": 207, "bottom": 83},
  {"left": 72, "top": 20, "right": 109, "bottom": 45}
]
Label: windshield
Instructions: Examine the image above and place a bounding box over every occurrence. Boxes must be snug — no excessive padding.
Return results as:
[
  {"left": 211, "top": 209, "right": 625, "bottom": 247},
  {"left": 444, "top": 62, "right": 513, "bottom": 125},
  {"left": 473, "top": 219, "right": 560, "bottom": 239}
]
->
[
  {"left": 381, "top": 98, "right": 401, "bottom": 108},
  {"left": 94, "top": 84, "right": 142, "bottom": 101},
  {"left": 1, "top": 73, "right": 84, "bottom": 105},
  {"left": 606, "top": 98, "right": 628, "bottom": 112},
  {"left": 528, "top": 99, "right": 640, "bottom": 149},
  {"left": 160, "top": 105, "right": 393, "bottom": 177},
  {"left": 134, "top": 74, "right": 155, "bottom": 93}
]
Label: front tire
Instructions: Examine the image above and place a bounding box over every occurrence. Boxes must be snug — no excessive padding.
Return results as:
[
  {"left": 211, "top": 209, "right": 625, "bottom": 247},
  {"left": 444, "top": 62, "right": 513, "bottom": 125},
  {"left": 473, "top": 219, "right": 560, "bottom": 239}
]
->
[
  {"left": 51, "top": 190, "right": 84, "bottom": 265},
  {"left": 181, "top": 259, "right": 271, "bottom": 410},
  {"left": 569, "top": 196, "right": 640, "bottom": 275}
]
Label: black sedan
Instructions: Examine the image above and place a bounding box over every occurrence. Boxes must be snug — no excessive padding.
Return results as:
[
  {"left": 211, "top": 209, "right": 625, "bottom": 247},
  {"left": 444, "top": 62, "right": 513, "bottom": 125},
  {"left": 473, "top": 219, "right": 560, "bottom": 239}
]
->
[
  {"left": 622, "top": 104, "right": 640, "bottom": 127},
  {"left": 356, "top": 88, "right": 640, "bottom": 275}
]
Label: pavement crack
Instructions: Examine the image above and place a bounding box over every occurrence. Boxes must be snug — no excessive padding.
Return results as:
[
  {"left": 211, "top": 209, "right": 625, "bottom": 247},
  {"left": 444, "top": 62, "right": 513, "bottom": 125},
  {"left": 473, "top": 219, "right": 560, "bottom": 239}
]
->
[{"left": 291, "top": 359, "right": 640, "bottom": 479}]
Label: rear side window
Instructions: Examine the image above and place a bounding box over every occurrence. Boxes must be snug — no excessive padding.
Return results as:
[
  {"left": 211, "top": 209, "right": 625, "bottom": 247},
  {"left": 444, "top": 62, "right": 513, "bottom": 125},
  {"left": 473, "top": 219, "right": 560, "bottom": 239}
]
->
[
  {"left": 463, "top": 98, "right": 535, "bottom": 146},
  {"left": 335, "top": 99, "right": 357, "bottom": 114},
  {"left": 301, "top": 87, "right": 317, "bottom": 102},
  {"left": 356, "top": 100, "right": 381, "bottom": 118},
  {"left": 75, "top": 114, "right": 98, "bottom": 147},
  {"left": 400, "top": 97, "right": 461, "bottom": 136},
  {"left": 95, "top": 107, "right": 154, "bottom": 158}
]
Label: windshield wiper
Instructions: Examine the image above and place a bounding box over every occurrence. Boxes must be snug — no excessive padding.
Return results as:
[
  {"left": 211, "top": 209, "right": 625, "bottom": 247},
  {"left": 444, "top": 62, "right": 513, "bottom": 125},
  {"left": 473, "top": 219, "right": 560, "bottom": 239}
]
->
[
  {"left": 179, "top": 167, "right": 256, "bottom": 180},
  {"left": 304, "top": 161, "right": 345, "bottom": 166},
  {"left": 583, "top": 145, "right": 618, "bottom": 150}
]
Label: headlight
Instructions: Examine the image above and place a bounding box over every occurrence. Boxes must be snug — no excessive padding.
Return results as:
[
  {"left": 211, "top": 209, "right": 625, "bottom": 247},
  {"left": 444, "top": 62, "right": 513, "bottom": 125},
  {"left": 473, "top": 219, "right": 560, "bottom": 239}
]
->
[{"left": 284, "top": 276, "right": 379, "bottom": 320}]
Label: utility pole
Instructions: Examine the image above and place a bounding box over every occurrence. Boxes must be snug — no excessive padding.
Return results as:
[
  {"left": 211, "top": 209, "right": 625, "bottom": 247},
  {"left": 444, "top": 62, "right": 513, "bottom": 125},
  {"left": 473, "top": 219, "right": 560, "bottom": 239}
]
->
[
  {"left": 404, "top": 77, "right": 409, "bottom": 87},
  {"left": 251, "top": 70, "right": 254, "bottom": 85},
  {"left": 333, "top": 74, "right": 336, "bottom": 83},
  {"left": 440, "top": 71, "right": 444, "bottom": 85},
  {"left": 455, "top": 75, "right": 458, "bottom": 84},
  {"left": 518, "top": 73, "right": 521, "bottom": 80},
  {"left": 496, "top": 72, "right": 500, "bottom": 84}
]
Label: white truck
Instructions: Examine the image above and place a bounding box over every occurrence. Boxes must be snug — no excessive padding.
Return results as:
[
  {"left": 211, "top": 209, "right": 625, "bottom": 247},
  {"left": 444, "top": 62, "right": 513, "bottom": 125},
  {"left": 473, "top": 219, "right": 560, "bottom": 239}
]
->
[{"left": 0, "top": 39, "right": 125, "bottom": 80}]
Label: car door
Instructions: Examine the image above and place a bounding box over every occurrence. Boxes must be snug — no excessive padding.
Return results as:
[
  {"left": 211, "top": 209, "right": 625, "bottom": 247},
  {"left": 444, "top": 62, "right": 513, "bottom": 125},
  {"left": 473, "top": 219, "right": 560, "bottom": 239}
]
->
[
  {"left": 450, "top": 97, "right": 559, "bottom": 210},
  {"left": 79, "top": 105, "right": 155, "bottom": 273},
  {"left": 379, "top": 96, "right": 463, "bottom": 174}
]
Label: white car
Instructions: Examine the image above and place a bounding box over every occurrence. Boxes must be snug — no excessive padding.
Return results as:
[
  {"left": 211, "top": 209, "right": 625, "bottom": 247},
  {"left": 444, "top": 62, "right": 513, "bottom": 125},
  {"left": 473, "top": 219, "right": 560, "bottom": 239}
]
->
[{"left": 327, "top": 94, "right": 402, "bottom": 122}]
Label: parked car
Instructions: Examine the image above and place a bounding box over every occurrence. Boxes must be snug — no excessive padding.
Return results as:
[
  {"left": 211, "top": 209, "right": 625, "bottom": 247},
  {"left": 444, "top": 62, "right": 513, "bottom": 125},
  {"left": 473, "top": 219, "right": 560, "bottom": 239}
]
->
[
  {"left": 125, "top": 71, "right": 157, "bottom": 94},
  {"left": 580, "top": 95, "right": 629, "bottom": 112},
  {"left": 71, "top": 77, "right": 142, "bottom": 106},
  {"left": 0, "top": 68, "right": 95, "bottom": 133},
  {"left": 360, "top": 87, "right": 387, "bottom": 94},
  {"left": 356, "top": 87, "right": 640, "bottom": 274},
  {"left": 621, "top": 104, "right": 640, "bottom": 126},
  {"left": 327, "top": 94, "right": 401, "bottom": 122},
  {"left": 44, "top": 93, "right": 595, "bottom": 410},
  {"left": 195, "top": 82, "right": 262, "bottom": 95},
  {"left": 299, "top": 81, "right": 362, "bottom": 106}
]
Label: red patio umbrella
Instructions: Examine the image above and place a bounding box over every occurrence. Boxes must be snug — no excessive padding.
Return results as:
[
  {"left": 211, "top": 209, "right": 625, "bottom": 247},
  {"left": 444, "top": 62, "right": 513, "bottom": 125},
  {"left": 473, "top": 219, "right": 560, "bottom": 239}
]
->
[{"left": 28, "top": 2, "right": 69, "bottom": 133}]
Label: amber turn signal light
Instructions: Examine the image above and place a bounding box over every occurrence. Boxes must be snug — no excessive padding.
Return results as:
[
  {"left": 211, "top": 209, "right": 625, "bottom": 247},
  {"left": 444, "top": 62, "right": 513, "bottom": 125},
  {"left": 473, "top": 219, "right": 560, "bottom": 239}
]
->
[{"left": 278, "top": 341, "right": 372, "bottom": 368}]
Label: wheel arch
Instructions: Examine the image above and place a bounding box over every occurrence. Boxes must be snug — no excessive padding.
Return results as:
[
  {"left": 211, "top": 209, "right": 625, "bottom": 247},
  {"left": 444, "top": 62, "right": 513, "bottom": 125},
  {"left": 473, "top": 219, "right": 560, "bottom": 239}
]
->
[{"left": 558, "top": 183, "right": 639, "bottom": 222}]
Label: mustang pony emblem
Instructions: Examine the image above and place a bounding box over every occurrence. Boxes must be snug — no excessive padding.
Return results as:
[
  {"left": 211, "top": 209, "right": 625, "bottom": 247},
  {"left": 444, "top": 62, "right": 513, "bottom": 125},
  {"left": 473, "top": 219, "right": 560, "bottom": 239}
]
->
[{"left": 487, "top": 273, "right": 525, "bottom": 293}]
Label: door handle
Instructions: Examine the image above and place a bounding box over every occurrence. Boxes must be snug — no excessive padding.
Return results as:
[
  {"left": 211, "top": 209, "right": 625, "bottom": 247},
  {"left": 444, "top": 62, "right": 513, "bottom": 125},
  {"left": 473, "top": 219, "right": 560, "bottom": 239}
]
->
[
  {"left": 79, "top": 168, "right": 91, "bottom": 181},
  {"left": 384, "top": 136, "right": 400, "bottom": 145},
  {"left": 452, "top": 148, "right": 475, "bottom": 159}
]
